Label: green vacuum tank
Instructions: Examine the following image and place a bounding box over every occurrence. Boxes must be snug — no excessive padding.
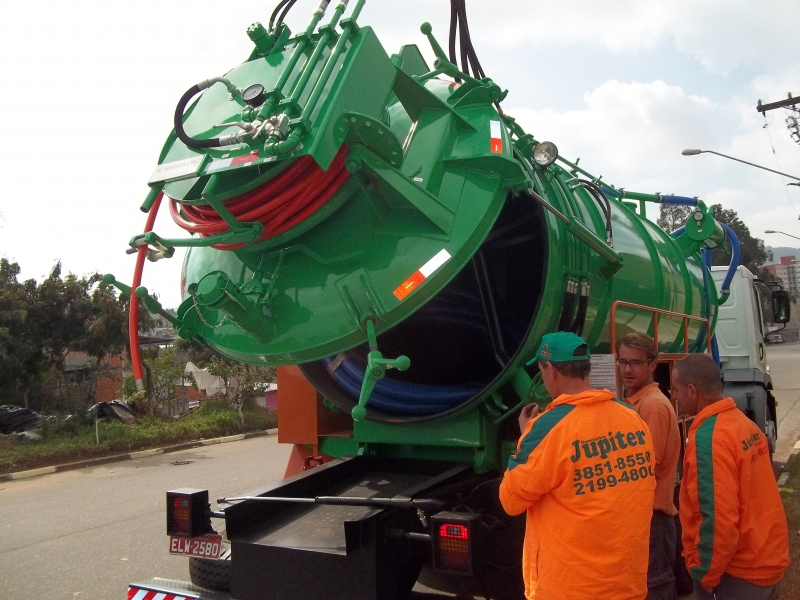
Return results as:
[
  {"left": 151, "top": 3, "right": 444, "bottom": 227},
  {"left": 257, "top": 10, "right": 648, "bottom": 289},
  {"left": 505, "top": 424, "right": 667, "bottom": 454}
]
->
[{"left": 126, "top": 0, "right": 724, "bottom": 464}]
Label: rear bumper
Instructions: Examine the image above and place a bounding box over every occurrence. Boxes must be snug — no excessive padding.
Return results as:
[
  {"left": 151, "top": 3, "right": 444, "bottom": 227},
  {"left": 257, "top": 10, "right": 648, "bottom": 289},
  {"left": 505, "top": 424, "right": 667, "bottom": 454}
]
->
[{"left": 128, "top": 578, "right": 232, "bottom": 600}]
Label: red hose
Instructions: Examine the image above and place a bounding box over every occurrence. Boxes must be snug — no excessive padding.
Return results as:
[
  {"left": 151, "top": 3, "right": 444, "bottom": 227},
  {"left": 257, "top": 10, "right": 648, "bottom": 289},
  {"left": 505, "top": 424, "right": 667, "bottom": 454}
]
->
[
  {"left": 130, "top": 193, "right": 163, "bottom": 388},
  {"left": 169, "top": 146, "right": 350, "bottom": 250}
]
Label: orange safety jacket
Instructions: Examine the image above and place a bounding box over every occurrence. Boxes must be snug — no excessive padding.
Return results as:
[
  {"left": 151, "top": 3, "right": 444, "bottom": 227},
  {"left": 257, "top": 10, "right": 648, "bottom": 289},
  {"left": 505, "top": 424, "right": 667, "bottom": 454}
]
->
[
  {"left": 499, "top": 389, "right": 656, "bottom": 600},
  {"left": 680, "top": 398, "right": 789, "bottom": 590}
]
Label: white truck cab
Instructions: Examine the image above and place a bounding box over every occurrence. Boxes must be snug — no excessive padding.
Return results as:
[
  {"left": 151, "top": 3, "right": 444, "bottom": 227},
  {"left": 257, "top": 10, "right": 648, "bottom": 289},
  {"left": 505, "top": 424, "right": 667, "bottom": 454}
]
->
[{"left": 711, "top": 266, "right": 788, "bottom": 455}]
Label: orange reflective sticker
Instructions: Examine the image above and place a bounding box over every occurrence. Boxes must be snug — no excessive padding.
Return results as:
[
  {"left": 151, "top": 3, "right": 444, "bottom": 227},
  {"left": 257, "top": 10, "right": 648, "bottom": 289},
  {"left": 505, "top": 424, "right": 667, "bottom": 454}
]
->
[{"left": 393, "top": 270, "right": 425, "bottom": 300}]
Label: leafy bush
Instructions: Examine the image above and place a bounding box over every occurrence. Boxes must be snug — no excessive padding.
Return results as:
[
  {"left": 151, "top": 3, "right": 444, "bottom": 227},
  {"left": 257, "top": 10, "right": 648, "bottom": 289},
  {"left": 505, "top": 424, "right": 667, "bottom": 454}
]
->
[{"left": 0, "top": 400, "right": 276, "bottom": 475}]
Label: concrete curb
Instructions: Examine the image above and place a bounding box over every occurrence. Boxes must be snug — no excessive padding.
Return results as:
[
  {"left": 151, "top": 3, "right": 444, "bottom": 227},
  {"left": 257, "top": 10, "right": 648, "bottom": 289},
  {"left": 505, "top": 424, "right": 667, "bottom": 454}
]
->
[
  {"left": 0, "top": 428, "right": 279, "bottom": 482},
  {"left": 777, "top": 439, "right": 800, "bottom": 488}
]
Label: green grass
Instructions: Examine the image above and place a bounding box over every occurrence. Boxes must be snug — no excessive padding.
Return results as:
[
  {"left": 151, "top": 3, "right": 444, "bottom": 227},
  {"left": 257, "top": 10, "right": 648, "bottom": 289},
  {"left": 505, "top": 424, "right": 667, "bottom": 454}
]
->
[
  {"left": 0, "top": 401, "right": 276, "bottom": 475},
  {"left": 780, "top": 455, "right": 800, "bottom": 599}
]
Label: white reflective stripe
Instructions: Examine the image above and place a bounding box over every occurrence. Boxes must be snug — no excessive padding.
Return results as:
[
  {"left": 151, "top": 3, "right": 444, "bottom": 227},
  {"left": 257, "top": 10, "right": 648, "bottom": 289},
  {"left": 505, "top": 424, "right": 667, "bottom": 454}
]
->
[
  {"left": 419, "top": 249, "right": 451, "bottom": 277},
  {"left": 206, "top": 158, "right": 234, "bottom": 172},
  {"left": 490, "top": 120, "right": 501, "bottom": 139},
  {"left": 152, "top": 594, "right": 168, "bottom": 600},
  {"left": 129, "top": 590, "right": 149, "bottom": 600}
]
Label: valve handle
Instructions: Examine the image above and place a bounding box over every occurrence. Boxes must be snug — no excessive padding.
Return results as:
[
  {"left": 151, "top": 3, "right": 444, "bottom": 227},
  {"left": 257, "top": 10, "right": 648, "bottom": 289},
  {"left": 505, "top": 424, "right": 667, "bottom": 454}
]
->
[{"left": 351, "top": 317, "right": 410, "bottom": 421}]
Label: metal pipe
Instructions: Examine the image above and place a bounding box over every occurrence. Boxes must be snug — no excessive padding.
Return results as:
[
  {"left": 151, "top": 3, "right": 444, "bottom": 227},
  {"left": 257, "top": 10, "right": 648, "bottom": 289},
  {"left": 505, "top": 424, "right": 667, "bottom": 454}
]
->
[
  {"left": 765, "top": 229, "right": 800, "bottom": 241},
  {"left": 682, "top": 149, "right": 800, "bottom": 181},
  {"left": 300, "top": 1, "right": 359, "bottom": 122}
]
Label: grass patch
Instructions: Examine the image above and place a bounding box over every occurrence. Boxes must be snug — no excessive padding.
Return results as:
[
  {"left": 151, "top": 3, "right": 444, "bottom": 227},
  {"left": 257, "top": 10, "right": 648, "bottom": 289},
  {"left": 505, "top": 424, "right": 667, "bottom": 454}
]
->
[
  {"left": 781, "top": 455, "right": 800, "bottom": 598},
  {"left": 0, "top": 401, "right": 276, "bottom": 475}
]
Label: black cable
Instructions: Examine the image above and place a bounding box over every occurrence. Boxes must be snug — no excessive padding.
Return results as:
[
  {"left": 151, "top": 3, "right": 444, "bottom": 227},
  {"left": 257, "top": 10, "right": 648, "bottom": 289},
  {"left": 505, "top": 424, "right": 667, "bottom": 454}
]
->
[
  {"left": 275, "top": 0, "right": 299, "bottom": 32},
  {"left": 174, "top": 85, "right": 223, "bottom": 149},
  {"left": 456, "top": 1, "right": 470, "bottom": 76},
  {"left": 458, "top": 0, "right": 485, "bottom": 79},
  {"left": 448, "top": 2, "right": 461, "bottom": 82},
  {"left": 269, "top": 0, "right": 292, "bottom": 32}
]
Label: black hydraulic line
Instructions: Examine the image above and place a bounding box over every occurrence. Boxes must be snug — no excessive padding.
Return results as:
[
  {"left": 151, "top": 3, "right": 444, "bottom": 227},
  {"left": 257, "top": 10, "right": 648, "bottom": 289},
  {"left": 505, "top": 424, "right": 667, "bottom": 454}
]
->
[
  {"left": 569, "top": 178, "right": 613, "bottom": 244},
  {"left": 471, "top": 253, "right": 511, "bottom": 367},
  {"left": 570, "top": 284, "right": 589, "bottom": 336},
  {"left": 174, "top": 85, "right": 223, "bottom": 149},
  {"left": 217, "top": 494, "right": 445, "bottom": 511},
  {"left": 457, "top": 3, "right": 470, "bottom": 77},
  {"left": 457, "top": 0, "right": 485, "bottom": 79},
  {"left": 275, "top": 0, "right": 299, "bottom": 32},
  {"left": 448, "top": 2, "right": 462, "bottom": 82},
  {"left": 557, "top": 284, "right": 576, "bottom": 333},
  {"left": 269, "top": 0, "right": 293, "bottom": 32}
]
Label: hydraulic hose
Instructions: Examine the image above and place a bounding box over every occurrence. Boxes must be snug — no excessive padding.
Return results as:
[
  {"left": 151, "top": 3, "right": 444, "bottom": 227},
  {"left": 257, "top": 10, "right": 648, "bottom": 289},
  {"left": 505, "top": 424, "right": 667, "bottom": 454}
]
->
[
  {"left": 658, "top": 194, "right": 699, "bottom": 206},
  {"left": 170, "top": 145, "right": 350, "bottom": 249},
  {"left": 718, "top": 223, "right": 741, "bottom": 303},
  {"left": 174, "top": 85, "right": 220, "bottom": 149},
  {"left": 323, "top": 356, "right": 480, "bottom": 415},
  {"left": 130, "top": 193, "right": 163, "bottom": 390},
  {"left": 173, "top": 78, "right": 242, "bottom": 149},
  {"left": 701, "top": 249, "right": 722, "bottom": 366}
]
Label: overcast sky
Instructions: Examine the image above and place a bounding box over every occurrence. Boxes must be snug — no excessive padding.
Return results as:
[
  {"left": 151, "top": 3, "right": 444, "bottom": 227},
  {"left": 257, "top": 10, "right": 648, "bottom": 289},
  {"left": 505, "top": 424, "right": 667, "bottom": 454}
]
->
[{"left": 1, "top": 0, "right": 798, "bottom": 308}]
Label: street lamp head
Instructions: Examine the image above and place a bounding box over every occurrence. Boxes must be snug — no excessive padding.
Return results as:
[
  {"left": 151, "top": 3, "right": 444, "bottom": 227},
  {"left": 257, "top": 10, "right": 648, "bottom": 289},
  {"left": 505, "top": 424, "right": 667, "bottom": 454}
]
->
[
  {"left": 765, "top": 230, "right": 776, "bottom": 233},
  {"left": 682, "top": 149, "right": 703, "bottom": 156}
]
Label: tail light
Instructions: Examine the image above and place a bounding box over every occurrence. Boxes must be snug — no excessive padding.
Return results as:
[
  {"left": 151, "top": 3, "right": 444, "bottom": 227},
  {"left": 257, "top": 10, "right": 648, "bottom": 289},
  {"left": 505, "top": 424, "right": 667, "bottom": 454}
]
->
[
  {"left": 431, "top": 511, "right": 482, "bottom": 575},
  {"left": 166, "top": 488, "right": 212, "bottom": 538}
]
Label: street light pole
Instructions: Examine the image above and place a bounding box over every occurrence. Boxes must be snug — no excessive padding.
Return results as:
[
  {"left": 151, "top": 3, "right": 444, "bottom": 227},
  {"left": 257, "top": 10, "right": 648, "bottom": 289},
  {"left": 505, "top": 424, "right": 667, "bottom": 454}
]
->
[
  {"left": 682, "top": 149, "right": 800, "bottom": 182},
  {"left": 765, "top": 230, "right": 800, "bottom": 242}
]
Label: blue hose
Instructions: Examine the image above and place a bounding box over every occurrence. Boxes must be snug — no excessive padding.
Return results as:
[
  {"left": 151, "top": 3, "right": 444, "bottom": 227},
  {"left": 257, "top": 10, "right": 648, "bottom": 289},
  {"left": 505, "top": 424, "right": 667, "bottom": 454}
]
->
[
  {"left": 700, "top": 249, "right": 722, "bottom": 366},
  {"left": 323, "top": 356, "right": 481, "bottom": 415},
  {"left": 718, "top": 223, "right": 741, "bottom": 303},
  {"left": 659, "top": 194, "right": 699, "bottom": 206}
]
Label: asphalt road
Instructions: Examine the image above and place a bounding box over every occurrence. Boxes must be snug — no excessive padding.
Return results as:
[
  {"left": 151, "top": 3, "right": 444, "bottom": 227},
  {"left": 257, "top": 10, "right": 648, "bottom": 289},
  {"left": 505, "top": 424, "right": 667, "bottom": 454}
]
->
[
  {"left": 768, "top": 341, "right": 800, "bottom": 464},
  {"left": 0, "top": 435, "right": 292, "bottom": 600},
  {"left": 2, "top": 345, "right": 797, "bottom": 600}
]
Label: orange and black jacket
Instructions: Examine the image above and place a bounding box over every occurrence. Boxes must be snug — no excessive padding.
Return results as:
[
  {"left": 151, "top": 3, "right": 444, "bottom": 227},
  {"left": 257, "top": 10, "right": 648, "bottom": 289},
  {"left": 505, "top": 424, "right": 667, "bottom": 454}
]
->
[
  {"left": 680, "top": 398, "right": 789, "bottom": 590},
  {"left": 499, "top": 389, "right": 655, "bottom": 600}
]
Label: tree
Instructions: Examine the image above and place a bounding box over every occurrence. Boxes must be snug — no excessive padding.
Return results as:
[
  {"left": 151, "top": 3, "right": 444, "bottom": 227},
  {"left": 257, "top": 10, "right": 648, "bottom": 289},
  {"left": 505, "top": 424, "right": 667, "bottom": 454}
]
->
[
  {"left": 83, "top": 280, "right": 131, "bottom": 364},
  {"left": 26, "top": 263, "right": 100, "bottom": 381},
  {"left": 658, "top": 204, "right": 772, "bottom": 275},
  {"left": 709, "top": 204, "right": 772, "bottom": 275},
  {"left": 0, "top": 259, "right": 48, "bottom": 407},
  {"left": 657, "top": 204, "right": 694, "bottom": 233},
  {"left": 0, "top": 258, "right": 148, "bottom": 410},
  {"left": 176, "top": 338, "right": 275, "bottom": 421}
]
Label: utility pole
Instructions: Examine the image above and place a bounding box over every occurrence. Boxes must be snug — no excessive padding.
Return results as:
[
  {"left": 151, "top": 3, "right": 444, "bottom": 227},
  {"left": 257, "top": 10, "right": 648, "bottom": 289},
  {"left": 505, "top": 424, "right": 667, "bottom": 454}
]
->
[
  {"left": 757, "top": 93, "right": 800, "bottom": 145},
  {"left": 756, "top": 93, "right": 799, "bottom": 114}
]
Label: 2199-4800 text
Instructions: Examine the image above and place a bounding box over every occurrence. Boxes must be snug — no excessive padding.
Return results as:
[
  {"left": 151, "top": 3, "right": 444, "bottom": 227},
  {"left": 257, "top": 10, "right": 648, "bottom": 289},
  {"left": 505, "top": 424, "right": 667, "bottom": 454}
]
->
[{"left": 573, "top": 452, "right": 653, "bottom": 495}]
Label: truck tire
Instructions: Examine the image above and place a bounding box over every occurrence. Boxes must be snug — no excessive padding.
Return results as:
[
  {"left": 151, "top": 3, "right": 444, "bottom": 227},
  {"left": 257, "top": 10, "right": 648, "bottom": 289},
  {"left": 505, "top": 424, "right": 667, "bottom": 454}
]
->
[{"left": 189, "top": 547, "right": 231, "bottom": 592}]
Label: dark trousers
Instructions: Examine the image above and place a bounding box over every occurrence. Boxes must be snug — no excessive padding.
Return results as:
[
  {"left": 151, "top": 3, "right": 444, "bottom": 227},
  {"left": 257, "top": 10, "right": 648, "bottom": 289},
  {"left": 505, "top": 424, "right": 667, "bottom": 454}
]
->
[
  {"left": 647, "top": 510, "right": 677, "bottom": 600},
  {"left": 693, "top": 574, "right": 782, "bottom": 600}
]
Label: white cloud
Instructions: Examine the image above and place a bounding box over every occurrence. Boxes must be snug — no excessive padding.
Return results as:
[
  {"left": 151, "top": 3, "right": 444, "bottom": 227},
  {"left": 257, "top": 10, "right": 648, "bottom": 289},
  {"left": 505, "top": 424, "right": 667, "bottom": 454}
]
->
[
  {"left": 365, "top": 0, "right": 800, "bottom": 75},
  {"left": 1, "top": 0, "right": 798, "bottom": 311},
  {"left": 508, "top": 80, "right": 718, "bottom": 180}
]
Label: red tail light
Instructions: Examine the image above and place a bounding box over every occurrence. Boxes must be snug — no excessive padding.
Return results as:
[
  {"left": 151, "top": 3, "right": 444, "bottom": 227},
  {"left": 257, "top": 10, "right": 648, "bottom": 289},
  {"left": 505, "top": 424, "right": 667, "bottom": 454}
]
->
[
  {"left": 431, "top": 512, "right": 481, "bottom": 575},
  {"left": 166, "top": 488, "right": 212, "bottom": 538}
]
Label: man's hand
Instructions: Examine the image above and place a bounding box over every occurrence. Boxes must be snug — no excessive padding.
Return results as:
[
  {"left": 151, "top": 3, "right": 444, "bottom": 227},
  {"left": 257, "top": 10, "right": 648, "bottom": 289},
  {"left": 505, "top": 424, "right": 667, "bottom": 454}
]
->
[{"left": 518, "top": 403, "right": 541, "bottom": 434}]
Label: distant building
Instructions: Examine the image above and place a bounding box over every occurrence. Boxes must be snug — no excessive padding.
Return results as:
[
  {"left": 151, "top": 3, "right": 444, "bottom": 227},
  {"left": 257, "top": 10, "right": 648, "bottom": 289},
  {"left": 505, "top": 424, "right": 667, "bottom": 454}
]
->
[{"left": 764, "top": 255, "right": 799, "bottom": 296}]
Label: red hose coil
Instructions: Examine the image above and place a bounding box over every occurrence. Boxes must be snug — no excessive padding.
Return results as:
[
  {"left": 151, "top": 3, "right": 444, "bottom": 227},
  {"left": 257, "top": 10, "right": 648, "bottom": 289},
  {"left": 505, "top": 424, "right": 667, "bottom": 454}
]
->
[
  {"left": 129, "top": 193, "right": 163, "bottom": 386},
  {"left": 169, "top": 146, "right": 350, "bottom": 250}
]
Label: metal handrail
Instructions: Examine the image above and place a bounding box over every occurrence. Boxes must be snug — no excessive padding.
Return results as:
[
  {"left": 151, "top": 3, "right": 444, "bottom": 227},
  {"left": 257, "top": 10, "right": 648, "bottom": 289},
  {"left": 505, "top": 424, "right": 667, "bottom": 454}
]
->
[{"left": 609, "top": 301, "right": 712, "bottom": 416}]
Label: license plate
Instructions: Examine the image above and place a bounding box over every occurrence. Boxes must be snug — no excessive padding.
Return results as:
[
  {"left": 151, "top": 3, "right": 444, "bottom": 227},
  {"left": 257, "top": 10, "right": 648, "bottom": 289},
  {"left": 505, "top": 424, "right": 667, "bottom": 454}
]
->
[{"left": 169, "top": 534, "right": 223, "bottom": 559}]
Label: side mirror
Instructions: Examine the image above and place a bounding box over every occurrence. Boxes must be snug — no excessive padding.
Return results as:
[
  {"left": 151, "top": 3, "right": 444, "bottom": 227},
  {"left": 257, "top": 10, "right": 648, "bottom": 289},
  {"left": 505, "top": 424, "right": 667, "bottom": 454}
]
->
[{"left": 772, "top": 290, "right": 791, "bottom": 324}]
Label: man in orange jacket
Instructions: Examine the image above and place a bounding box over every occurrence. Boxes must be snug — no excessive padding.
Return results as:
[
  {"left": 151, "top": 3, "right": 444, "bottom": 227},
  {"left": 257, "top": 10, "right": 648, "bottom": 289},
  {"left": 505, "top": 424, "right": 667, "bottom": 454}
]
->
[
  {"left": 672, "top": 354, "right": 789, "bottom": 600},
  {"left": 617, "top": 332, "right": 681, "bottom": 600},
  {"left": 499, "top": 332, "right": 656, "bottom": 600}
]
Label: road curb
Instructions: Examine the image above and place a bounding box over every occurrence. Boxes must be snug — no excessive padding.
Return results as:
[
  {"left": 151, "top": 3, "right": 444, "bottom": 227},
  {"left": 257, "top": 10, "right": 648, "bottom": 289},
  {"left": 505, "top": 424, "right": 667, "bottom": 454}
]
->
[
  {"left": 0, "top": 428, "right": 279, "bottom": 482},
  {"left": 778, "top": 439, "right": 800, "bottom": 488}
]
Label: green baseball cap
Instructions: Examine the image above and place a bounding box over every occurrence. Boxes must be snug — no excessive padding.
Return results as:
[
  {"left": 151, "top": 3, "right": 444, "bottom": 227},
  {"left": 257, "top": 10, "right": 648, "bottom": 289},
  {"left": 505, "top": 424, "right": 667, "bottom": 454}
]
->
[{"left": 527, "top": 332, "right": 590, "bottom": 365}]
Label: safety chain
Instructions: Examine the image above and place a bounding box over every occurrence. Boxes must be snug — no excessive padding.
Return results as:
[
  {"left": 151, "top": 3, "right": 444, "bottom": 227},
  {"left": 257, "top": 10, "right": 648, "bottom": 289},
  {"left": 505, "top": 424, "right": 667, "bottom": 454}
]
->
[{"left": 191, "top": 293, "right": 228, "bottom": 329}]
